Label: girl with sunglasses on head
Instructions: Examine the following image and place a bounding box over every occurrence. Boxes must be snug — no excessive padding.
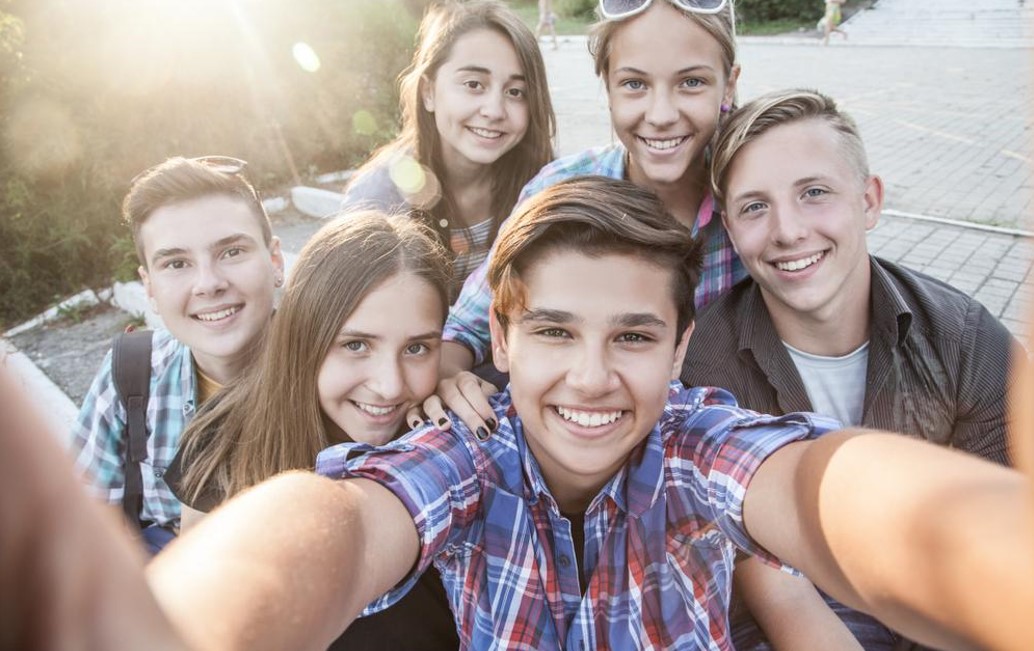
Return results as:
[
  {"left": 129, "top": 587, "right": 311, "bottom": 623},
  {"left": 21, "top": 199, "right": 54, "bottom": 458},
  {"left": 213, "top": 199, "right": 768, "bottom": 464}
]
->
[
  {"left": 431, "top": 0, "right": 745, "bottom": 425},
  {"left": 424, "top": 2, "right": 867, "bottom": 649},
  {"left": 164, "top": 213, "right": 459, "bottom": 651},
  {"left": 342, "top": 0, "right": 555, "bottom": 301}
]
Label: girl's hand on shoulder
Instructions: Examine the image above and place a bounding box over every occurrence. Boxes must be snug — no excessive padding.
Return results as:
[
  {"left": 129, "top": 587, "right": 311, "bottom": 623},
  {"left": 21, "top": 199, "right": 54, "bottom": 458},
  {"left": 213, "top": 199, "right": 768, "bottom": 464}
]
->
[{"left": 405, "top": 371, "right": 498, "bottom": 440}]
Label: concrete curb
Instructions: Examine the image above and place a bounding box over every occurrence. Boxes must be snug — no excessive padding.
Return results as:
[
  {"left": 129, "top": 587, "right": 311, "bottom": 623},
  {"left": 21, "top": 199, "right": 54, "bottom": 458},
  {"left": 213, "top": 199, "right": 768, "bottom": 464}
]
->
[{"left": 1, "top": 338, "right": 79, "bottom": 445}]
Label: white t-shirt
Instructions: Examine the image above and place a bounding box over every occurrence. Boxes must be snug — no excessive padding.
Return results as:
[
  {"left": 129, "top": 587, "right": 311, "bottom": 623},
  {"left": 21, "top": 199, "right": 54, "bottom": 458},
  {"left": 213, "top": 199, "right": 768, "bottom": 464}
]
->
[{"left": 784, "top": 341, "right": 870, "bottom": 427}]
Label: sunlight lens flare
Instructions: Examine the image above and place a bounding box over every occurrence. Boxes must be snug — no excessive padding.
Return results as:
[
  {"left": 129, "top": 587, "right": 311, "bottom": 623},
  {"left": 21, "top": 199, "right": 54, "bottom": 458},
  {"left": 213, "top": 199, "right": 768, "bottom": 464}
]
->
[{"left": 292, "top": 42, "right": 321, "bottom": 72}]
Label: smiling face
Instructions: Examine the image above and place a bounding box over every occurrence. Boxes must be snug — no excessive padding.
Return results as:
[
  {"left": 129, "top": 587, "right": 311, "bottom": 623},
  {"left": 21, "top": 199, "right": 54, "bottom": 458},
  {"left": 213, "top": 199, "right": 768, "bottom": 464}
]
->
[
  {"left": 138, "top": 194, "right": 282, "bottom": 383},
  {"left": 722, "top": 119, "right": 882, "bottom": 335},
  {"left": 606, "top": 2, "right": 738, "bottom": 191},
  {"left": 423, "top": 27, "right": 530, "bottom": 175},
  {"left": 490, "top": 249, "right": 691, "bottom": 512},
  {"left": 317, "top": 272, "right": 444, "bottom": 446}
]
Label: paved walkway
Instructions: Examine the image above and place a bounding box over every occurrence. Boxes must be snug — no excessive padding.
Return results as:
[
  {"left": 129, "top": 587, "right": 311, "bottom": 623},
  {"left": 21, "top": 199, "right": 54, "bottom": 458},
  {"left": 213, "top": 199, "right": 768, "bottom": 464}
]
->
[{"left": 3, "top": 0, "right": 1033, "bottom": 427}]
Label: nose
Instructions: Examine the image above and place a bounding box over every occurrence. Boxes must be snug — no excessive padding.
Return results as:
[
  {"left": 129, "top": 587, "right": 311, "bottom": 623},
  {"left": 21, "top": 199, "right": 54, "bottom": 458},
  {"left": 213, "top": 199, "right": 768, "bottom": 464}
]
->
[
  {"left": 566, "top": 343, "right": 619, "bottom": 397},
  {"left": 369, "top": 356, "right": 405, "bottom": 401},
  {"left": 479, "top": 89, "right": 506, "bottom": 121},
  {"left": 645, "top": 88, "right": 678, "bottom": 128},
  {"left": 770, "top": 204, "right": 808, "bottom": 246},
  {"left": 192, "top": 260, "right": 229, "bottom": 297}
]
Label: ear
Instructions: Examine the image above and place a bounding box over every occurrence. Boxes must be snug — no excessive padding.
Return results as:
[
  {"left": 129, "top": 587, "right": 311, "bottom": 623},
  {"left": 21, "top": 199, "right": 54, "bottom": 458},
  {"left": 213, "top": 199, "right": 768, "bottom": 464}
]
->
[
  {"left": 421, "top": 75, "right": 435, "bottom": 113},
  {"left": 138, "top": 264, "right": 152, "bottom": 297},
  {"left": 268, "top": 236, "right": 285, "bottom": 279},
  {"left": 671, "top": 321, "right": 695, "bottom": 381},
  {"left": 720, "top": 211, "right": 740, "bottom": 256},
  {"left": 488, "top": 309, "right": 510, "bottom": 373},
  {"left": 722, "top": 64, "right": 741, "bottom": 109},
  {"left": 862, "top": 175, "right": 884, "bottom": 231}
]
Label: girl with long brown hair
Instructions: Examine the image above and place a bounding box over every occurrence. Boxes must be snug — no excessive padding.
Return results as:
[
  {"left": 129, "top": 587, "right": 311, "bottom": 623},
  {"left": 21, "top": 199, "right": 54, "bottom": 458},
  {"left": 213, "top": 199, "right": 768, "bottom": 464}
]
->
[
  {"left": 166, "top": 212, "right": 458, "bottom": 650},
  {"left": 342, "top": 0, "right": 555, "bottom": 300}
]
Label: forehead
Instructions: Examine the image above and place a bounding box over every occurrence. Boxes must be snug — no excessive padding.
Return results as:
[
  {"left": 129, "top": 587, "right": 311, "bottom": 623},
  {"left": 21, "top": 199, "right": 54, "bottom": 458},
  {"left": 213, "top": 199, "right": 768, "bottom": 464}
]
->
[
  {"left": 512, "top": 249, "right": 678, "bottom": 323},
  {"left": 138, "top": 194, "right": 265, "bottom": 258},
  {"left": 343, "top": 272, "right": 445, "bottom": 333},
  {"left": 438, "top": 27, "right": 522, "bottom": 76},
  {"left": 608, "top": 3, "right": 725, "bottom": 75},
  {"left": 727, "top": 119, "right": 857, "bottom": 192}
]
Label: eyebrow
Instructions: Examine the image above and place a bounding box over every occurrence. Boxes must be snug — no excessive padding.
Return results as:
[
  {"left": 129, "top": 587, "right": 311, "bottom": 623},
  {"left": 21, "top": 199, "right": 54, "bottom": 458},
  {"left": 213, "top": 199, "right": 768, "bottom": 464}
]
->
[
  {"left": 336, "top": 329, "right": 443, "bottom": 341},
  {"left": 454, "top": 65, "right": 525, "bottom": 82},
  {"left": 612, "top": 65, "right": 716, "bottom": 77},
  {"left": 519, "top": 308, "right": 667, "bottom": 329},
  {"left": 149, "top": 233, "right": 257, "bottom": 265}
]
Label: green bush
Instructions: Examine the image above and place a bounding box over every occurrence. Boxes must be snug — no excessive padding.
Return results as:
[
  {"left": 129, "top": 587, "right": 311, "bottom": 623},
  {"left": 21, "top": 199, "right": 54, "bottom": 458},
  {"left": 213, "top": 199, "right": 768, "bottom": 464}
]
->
[
  {"left": 736, "top": 0, "right": 820, "bottom": 22},
  {"left": 556, "top": 0, "right": 597, "bottom": 20},
  {"left": 0, "top": 0, "right": 418, "bottom": 328}
]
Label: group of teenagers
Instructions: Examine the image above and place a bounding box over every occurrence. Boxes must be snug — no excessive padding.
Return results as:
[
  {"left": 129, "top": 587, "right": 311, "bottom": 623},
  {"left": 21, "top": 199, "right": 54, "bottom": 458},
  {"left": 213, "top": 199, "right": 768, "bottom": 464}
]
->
[{"left": 8, "top": 0, "right": 1032, "bottom": 649}]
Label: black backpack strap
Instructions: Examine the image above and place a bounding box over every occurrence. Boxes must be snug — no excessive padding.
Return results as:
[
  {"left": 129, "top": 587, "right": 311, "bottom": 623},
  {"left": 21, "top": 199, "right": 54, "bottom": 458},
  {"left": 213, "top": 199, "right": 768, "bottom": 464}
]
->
[{"left": 111, "top": 330, "right": 154, "bottom": 529}]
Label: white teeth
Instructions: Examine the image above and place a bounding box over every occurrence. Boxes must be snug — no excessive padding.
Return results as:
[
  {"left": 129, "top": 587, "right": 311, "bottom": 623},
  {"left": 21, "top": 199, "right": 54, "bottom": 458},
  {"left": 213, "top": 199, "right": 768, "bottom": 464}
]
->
[
  {"left": 639, "top": 136, "right": 686, "bottom": 151},
  {"left": 555, "top": 406, "right": 623, "bottom": 428},
  {"left": 195, "top": 306, "right": 240, "bottom": 322},
  {"left": 775, "top": 252, "right": 824, "bottom": 272},
  {"left": 469, "top": 127, "right": 503, "bottom": 139},
  {"left": 355, "top": 402, "right": 397, "bottom": 416}
]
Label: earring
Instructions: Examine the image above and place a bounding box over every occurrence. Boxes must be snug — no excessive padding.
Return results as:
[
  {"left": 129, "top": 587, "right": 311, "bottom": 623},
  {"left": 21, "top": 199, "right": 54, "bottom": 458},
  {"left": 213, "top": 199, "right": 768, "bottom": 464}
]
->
[
  {"left": 274, "top": 274, "right": 284, "bottom": 288},
  {"left": 720, "top": 103, "right": 731, "bottom": 113}
]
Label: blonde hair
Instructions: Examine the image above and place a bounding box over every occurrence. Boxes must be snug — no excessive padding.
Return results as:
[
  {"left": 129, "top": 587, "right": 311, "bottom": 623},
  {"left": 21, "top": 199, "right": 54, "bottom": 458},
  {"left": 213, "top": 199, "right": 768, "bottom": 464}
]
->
[
  {"left": 178, "top": 213, "right": 451, "bottom": 505},
  {"left": 354, "top": 0, "right": 555, "bottom": 253},
  {"left": 588, "top": 0, "right": 738, "bottom": 82},
  {"left": 710, "top": 88, "right": 870, "bottom": 208}
]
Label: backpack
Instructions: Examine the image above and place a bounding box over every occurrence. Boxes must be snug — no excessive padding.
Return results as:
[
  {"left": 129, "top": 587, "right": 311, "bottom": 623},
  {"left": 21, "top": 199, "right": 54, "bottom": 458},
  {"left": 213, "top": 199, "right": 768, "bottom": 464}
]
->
[{"left": 110, "top": 329, "right": 154, "bottom": 530}]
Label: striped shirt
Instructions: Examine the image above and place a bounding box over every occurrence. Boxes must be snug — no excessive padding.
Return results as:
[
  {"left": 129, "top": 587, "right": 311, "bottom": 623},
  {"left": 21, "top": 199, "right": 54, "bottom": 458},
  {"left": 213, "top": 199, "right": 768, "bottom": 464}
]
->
[
  {"left": 316, "top": 383, "right": 837, "bottom": 650},
  {"left": 70, "top": 328, "right": 195, "bottom": 527},
  {"left": 443, "top": 143, "right": 746, "bottom": 363}
]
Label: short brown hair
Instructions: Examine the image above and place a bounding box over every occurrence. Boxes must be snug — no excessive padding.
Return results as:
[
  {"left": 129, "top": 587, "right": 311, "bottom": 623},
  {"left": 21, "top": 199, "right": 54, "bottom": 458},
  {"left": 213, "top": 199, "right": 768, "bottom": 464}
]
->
[
  {"left": 711, "top": 88, "right": 870, "bottom": 208},
  {"left": 123, "top": 157, "right": 273, "bottom": 265},
  {"left": 489, "top": 176, "right": 703, "bottom": 336}
]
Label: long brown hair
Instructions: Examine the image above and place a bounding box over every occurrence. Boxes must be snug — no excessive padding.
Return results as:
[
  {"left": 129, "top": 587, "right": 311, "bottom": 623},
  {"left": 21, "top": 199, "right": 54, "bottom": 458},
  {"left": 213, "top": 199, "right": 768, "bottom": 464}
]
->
[
  {"left": 352, "top": 0, "right": 555, "bottom": 253},
  {"left": 178, "top": 212, "right": 452, "bottom": 504}
]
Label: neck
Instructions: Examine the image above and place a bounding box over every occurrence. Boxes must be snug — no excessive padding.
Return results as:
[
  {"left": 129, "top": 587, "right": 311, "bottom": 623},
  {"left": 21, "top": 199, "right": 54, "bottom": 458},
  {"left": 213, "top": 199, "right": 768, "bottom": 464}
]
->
[
  {"left": 627, "top": 156, "right": 707, "bottom": 230},
  {"left": 764, "top": 282, "right": 873, "bottom": 357},
  {"left": 191, "top": 353, "right": 241, "bottom": 386}
]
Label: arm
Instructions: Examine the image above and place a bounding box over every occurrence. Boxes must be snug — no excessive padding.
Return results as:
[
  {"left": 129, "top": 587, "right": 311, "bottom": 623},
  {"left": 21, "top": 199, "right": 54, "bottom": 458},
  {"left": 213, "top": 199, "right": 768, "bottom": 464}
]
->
[
  {"left": 744, "top": 430, "right": 1034, "bottom": 651},
  {"left": 69, "top": 350, "right": 130, "bottom": 504},
  {"left": 735, "top": 557, "right": 862, "bottom": 651},
  {"left": 148, "top": 473, "right": 419, "bottom": 651},
  {"left": 178, "top": 504, "right": 205, "bottom": 532},
  {"left": 952, "top": 301, "right": 1024, "bottom": 464},
  {"left": 0, "top": 364, "right": 185, "bottom": 651}
]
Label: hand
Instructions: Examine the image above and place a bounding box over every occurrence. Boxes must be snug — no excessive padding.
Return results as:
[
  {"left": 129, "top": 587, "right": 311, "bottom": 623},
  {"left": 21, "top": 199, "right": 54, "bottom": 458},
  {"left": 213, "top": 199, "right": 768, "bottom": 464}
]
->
[{"left": 406, "top": 371, "right": 498, "bottom": 440}]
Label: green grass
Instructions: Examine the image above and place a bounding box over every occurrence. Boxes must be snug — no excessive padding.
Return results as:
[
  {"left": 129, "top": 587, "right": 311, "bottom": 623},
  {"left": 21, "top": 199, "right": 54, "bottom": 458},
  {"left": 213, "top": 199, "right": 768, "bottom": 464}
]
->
[{"left": 508, "top": 0, "right": 594, "bottom": 36}]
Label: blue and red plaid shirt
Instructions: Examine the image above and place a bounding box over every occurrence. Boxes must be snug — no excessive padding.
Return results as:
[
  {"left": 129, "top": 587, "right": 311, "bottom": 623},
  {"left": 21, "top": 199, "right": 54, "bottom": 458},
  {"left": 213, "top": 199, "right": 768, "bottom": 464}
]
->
[
  {"left": 442, "top": 144, "right": 747, "bottom": 364},
  {"left": 316, "top": 383, "right": 837, "bottom": 650}
]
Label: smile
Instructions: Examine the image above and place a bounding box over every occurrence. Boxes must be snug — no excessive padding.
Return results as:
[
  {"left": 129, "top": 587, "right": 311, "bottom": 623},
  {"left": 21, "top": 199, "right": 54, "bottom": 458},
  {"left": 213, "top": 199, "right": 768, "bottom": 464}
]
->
[
  {"left": 774, "top": 251, "right": 826, "bottom": 272},
  {"left": 637, "top": 135, "right": 688, "bottom": 151},
  {"left": 352, "top": 401, "right": 400, "bottom": 417},
  {"left": 555, "top": 406, "right": 624, "bottom": 428},
  {"left": 193, "top": 305, "right": 241, "bottom": 322},
  {"left": 468, "top": 126, "right": 504, "bottom": 140}
]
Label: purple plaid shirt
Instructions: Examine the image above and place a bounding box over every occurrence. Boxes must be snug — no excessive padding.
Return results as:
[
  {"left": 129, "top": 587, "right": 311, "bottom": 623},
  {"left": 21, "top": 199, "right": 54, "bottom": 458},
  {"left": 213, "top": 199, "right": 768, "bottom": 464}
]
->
[
  {"left": 442, "top": 144, "right": 747, "bottom": 363},
  {"left": 315, "top": 383, "right": 837, "bottom": 650}
]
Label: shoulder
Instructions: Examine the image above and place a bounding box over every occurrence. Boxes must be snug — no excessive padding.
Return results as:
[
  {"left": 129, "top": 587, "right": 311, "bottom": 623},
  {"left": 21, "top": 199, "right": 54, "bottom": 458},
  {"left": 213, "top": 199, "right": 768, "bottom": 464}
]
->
[
  {"left": 342, "top": 156, "right": 408, "bottom": 213},
  {"left": 682, "top": 280, "right": 756, "bottom": 373},
  {"left": 874, "top": 258, "right": 1006, "bottom": 341},
  {"left": 524, "top": 144, "right": 624, "bottom": 189}
]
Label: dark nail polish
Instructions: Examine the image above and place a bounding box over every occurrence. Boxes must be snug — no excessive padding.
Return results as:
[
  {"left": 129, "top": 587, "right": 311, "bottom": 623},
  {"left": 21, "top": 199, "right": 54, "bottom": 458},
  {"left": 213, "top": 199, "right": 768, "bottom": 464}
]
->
[
  {"left": 437, "top": 417, "right": 449, "bottom": 427},
  {"left": 475, "top": 426, "right": 490, "bottom": 441},
  {"left": 486, "top": 417, "right": 497, "bottom": 432}
]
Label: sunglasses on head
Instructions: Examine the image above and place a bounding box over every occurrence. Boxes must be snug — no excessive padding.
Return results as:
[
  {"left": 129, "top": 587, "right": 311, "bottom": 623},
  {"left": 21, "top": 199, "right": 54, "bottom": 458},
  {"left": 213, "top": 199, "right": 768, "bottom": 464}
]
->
[
  {"left": 598, "top": 0, "right": 728, "bottom": 20},
  {"left": 130, "top": 155, "right": 248, "bottom": 187}
]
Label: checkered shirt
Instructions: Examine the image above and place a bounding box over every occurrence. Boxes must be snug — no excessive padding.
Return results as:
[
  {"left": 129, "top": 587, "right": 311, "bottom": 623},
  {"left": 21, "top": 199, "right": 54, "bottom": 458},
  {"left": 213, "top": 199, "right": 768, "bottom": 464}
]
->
[
  {"left": 442, "top": 143, "right": 747, "bottom": 363},
  {"left": 70, "top": 328, "right": 195, "bottom": 527},
  {"left": 316, "top": 382, "right": 837, "bottom": 650}
]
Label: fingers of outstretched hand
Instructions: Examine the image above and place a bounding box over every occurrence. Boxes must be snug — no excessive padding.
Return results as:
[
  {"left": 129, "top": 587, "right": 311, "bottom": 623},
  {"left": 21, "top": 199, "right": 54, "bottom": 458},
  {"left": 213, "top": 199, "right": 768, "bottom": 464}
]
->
[
  {"left": 420, "top": 393, "right": 452, "bottom": 431},
  {"left": 440, "top": 372, "right": 499, "bottom": 441}
]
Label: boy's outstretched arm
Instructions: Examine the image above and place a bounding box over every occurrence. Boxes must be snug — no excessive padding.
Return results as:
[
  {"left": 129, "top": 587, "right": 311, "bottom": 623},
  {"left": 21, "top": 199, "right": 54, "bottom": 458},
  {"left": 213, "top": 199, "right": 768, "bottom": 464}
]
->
[
  {"left": 744, "top": 430, "right": 1034, "bottom": 651},
  {"left": 147, "top": 473, "right": 419, "bottom": 651},
  {"left": 0, "top": 363, "right": 185, "bottom": 651}
]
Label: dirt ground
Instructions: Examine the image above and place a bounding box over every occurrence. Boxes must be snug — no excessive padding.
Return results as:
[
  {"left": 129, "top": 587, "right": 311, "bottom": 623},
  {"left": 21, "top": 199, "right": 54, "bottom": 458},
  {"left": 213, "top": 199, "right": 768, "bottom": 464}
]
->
[{"left": 7, "top": 209, "right": 325, "bottom": 407}]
